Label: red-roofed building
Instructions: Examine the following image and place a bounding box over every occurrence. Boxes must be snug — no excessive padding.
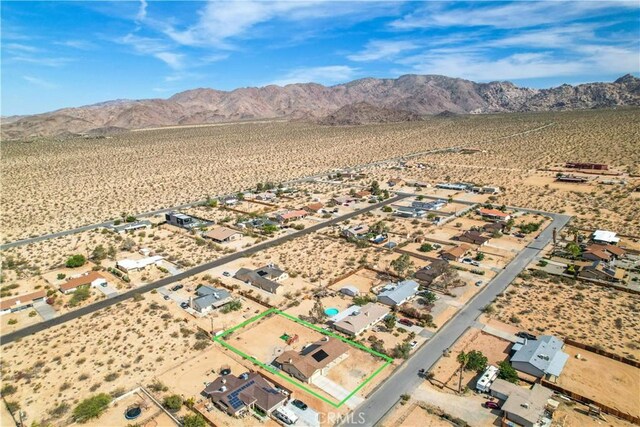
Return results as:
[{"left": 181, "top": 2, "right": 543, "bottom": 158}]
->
[
  {"left": 59, "top": 271, "right": 106, "bottom": 294},
  {"left": 477, "top": 208, "right": 511, "bottom": 221},
  {"left": 275, "top": 210, "right": 307, "bottom": 223}
]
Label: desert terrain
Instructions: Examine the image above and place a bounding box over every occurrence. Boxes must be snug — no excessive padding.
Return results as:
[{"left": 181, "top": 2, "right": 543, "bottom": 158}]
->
[{"left": 3, "top": 109, "right": 639, "bottom": 244}]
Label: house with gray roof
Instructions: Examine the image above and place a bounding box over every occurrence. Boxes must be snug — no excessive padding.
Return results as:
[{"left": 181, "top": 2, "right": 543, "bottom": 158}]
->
[
  {"left": 234, "top": 264, "right": 286, "bottom": 294},
  {"left": 493, "top": 382, "right": 555, "bottom": 427},
  {"left": 377, "top": 280, "right": 419, "bottom": 307},
  {"left": 510, "top": 335, "right": 569, "bottom": 380},
  {"left": 191, "top": 286, "right": 232, "bottom": 314}
]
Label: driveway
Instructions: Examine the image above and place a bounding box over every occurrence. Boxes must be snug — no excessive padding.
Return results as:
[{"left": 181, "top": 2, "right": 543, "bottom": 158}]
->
[
  {"left": 412, "top": 387, "right": 498, "bottom": 426},
  {"left": 95, "top": 283, "right": 119, "bottom": 298},
  {"left": 33, "top": 301, "right": 57, "bottom": 321},
  {"left": 310, "top": 375, "right": 363, "bottom": 409},
  {"left": 282, "top": 402, "right": 320, "bottom": 427}
]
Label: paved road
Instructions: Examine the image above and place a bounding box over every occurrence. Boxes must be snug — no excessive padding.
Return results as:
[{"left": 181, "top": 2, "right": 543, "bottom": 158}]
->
[
  {"left": 340, "top": 212, "right": 571, "bottom": 427},
  {"left": 0, "top": 194, "right": 407, "bottom": 346}
]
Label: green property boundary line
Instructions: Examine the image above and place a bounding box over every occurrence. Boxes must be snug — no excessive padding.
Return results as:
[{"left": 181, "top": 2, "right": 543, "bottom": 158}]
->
[{"left": 213, "top": 307, "right": 393, "bottom": 408}]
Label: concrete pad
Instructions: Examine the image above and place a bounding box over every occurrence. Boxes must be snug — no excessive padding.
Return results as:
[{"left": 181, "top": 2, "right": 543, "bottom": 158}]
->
[
  {"left": 310, "top": 375, "right": 364, "bottom": 409},
  {"left": 33, "top": 301, "right": 57, "bottom": 321}
]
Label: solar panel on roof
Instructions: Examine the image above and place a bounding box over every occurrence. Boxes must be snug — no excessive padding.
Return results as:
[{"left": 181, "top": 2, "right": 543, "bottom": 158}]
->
[{"left": 312, "top": 349, "right": 329, "bottom": 363}]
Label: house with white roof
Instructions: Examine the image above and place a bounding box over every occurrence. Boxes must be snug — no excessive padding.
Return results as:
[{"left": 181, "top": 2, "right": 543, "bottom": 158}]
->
[
  {"left": 592, "top": 230, "right": 620, "bottom": 245},
  {"left": 116, "top": 255, "right": 163, "bottom": 273},
  {"left": 377, "top": 280, "right": 419, "bottom": 307}
]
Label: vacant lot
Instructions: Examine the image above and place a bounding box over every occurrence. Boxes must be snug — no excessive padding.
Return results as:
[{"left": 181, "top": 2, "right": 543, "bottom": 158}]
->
[
  {"left": 492, "top": 277, "right": 640, "bottom": 359},
  {"left": 557, "top": 345, "right": 640, "bottom": 418}
]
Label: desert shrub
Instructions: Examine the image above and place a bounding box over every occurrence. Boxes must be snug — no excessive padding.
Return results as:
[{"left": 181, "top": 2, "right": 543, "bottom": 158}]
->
[
  {"left": 7, "top": 319, "right": 17, "bottom": 325},
  {"left": 183, "top": 414, "right": 207, "bottom": 427},
  {"left": 1, "top": 384, "right": 17, "bottom": 396},
  {"left": 163, "top": 394, "right": 182, "bottom": 411},
  {"left": 51, "top": 402, "right": 70, "bottom": 418},
  {"left": 69, "top": 285, "right": 91, "bottom": 307},
  {"left": 418, "top": 243, "right": 434, "bottom": 252},
  {"left": 72, "top": 393, "right": 112, "bottom": 422},
  {"left": 57, "top": 273, "right": 66, "bottom": 280},
  {"left": 221, "top": 300, "right": 242, "bottom": 313},
  {"left": 148, "top": 380, "right": 168, "bottom": 393},
  {"left": 65, "top": 254, "right": 86, "bottom": 268},
  {"left": 498, "top": 361, "right": 519, "bottom": 383}
]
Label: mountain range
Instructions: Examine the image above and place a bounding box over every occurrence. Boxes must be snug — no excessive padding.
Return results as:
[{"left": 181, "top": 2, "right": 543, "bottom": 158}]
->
[{"left": 2, "top": 74, "right": 639, "bottom": 140}]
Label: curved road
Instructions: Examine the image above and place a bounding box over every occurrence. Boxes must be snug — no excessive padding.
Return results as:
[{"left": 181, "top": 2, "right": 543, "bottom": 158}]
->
[{"left": 0, "top": 194, "right": 407, "bottom": 345}]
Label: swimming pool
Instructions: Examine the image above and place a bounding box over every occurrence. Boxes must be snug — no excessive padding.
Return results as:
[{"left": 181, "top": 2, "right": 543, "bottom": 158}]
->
[
  {"left": 325, "top": 307, "right": 339, "bottom": 316},
  {"left": 125, "top": 406, "right": 142, "bottom": 420}
]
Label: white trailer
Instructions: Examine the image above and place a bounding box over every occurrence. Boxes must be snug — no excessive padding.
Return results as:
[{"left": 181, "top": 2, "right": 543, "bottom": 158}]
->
[{"left": 476, "top": 365, "right": 499, "bottom": 393}]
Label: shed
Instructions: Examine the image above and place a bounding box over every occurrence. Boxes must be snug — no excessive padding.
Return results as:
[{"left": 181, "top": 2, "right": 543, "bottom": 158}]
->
[{"left": 339, "top": 286, "right": 360, "bottom": 297}]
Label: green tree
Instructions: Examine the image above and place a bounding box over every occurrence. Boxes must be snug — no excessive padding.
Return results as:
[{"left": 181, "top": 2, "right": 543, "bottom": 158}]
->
[
  {"left": 72, "top": 393, "right": 112, "bottom": 422},
  {"left": 220, "top": 300, "right": 242, "bottom": 314},
  {"left": 65, "top": 254, "right": 87, "bottom": 268},
  {"left": 370, "top": 221, "right": 388, "bottom": 235},
  {"left": 465, "top": 350, "right": 488, "bottom": 372},
  {"left": 384, "top": 314, "right": 396, "bottom": 329},
  {"left": 370, "top": 180, "right": 381, "bottom": 195},
  {"left": 308, "top": 299, "right": 327, "bottom": 323},
  {"left": 566, "top": 242, "right": 582, "bottom": 258},
  {"left": 456, "top": 351, "right": 470, "bottom": 393},
  {"left": 69, "top": 285, "right": 91, "bottom": 307},
  {"left": 91, "top": 245, "right": 107, "bottom": 261},
  {"left": 183, "top": 414, "right": 207, "bottom": 427},
  {"left": 390, "top": 254, "right": 414, "bottom": 278},
  {"left": 392, "top": 342, "right": 411, "bottom": 359},
  {"left": 475, "top": 252, "right": 485, "bottom": 261},
  {"left": 421, "top": 291, "right": 437, "bottom": 305},
  {"left": 163, "top": 394, "right": 183, "bottom": 411},
  {"left": 56, "top": 273, "right": 66, "bottom": 280},
  {"left": 497, "top": 361, "right": 519, "bottom": 383},
  {"left": 418, "top": 243, "right": 434, "bottom": 252},
  {"left": 125, "top": 215, "right": 137, "bottom": 223}
]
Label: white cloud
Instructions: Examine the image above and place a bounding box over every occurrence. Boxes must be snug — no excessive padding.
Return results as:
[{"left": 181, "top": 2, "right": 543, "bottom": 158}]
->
[
  {"left": 11, "top": 55, "right": 72, "bottom": 67},
  {"left": 4, "top": 43, "right": 38, "bottom": 52},
  {"left": 23, "top": 75, "right": 58, "bottom": 89},
  {"left": 270, "top": 65, "right": 358, "bottom": 86},
  {"left": 348, "top": 40, "right": 419, "bottom": 62},
  {"left": 116, "top": 33, "right": 183, "bottom": 69},
  {"left": 397, "top": 46, "right": 638, "bottom": 82},
  {"left": 57, "top": 40, "right": 97, "bottom": 50},
  {"left": 391, "top": 1, "right": 639, "bottom": 30},
  {"left": 136, "top": 0, "right": 148, "bottom": 22},
  {"left": 154, "top": 52, "right": 184, "bottom": 69}
]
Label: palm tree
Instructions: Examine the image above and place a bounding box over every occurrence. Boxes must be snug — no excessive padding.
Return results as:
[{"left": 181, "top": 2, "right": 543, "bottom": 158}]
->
[{"left": 456, "top": 351, "right": 470, "bottom": 393}]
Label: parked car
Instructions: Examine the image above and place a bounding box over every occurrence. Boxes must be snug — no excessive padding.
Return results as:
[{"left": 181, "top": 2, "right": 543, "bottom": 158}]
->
[
  {"left": 399, "top": 318, "right": 414, "bottom": 327},
  {"left": 222, "top": 271, "right": 231, "bottom": 277},
  {"left": 100, "top": 282, "right": 108, "bottom": 287},
  {"left": 410, "top": 341, "right": 418, "bottom": 349},
  {"left": 514, "top": 233, "right": 525, "bottom": 238},
  {"left": 471, "top": 261, "right": 480, "bottom": 267},
  {"left": 516, "top": 331, "right": 536, "bottom": 340},
  {"left": 291, "top": 399, "right": 308, "bottom": 410},
  {"left": 163, "top": 295, "right": 170, "bottom": 300},
  {"left": 462, "top": 258, "right": 473, "bottom": 264},
  {"left": 171, "top": 284, "right": 184, "bottom": 292},
  {"left": 433, "top": 243, "right": 442, "bottom": 249},
  {"left": 475, "top": 281, "right": 484, "bottom": 286},
  {"left": 180, "top": 302, "right": 189, "bottom": 309},
  {"left": 484, "top": 401, "right": 500, "bottom": 409}
]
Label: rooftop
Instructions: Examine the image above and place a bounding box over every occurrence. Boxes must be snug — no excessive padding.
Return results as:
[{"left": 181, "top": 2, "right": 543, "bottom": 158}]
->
[{"left": 511, "top": 335, "right": 569, "bottom": 377}]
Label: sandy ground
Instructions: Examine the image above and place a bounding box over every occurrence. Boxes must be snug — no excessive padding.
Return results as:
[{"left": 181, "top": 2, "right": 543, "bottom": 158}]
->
[
  {"left": 553, "top": 401, "right": 639, "bottom": 427},
  {"left": 429, "top": 328, "right": 512, "bottom": 393},
  {"left": 83, "top": 391, "right": 177, "bottom": 427},
  {"left": 556, "top": 345, "right": 640, "bottom": 418},
  {"left": 490, "top": 277, "right": 640, "bottom": 359},
  {"left": 382, "top": 402, "right": 456, "bottom": 427},
  {"left": 0, "top": 293, "right": 213, "bottom": 426}
]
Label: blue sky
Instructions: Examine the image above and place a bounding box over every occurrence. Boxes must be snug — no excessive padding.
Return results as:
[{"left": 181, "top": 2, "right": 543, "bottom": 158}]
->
[{"left": 2, "top": 0, "right": 639, "bottom": 115}]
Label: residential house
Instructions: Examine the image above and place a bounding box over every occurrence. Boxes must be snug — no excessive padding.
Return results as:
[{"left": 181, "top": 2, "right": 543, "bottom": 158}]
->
[
  {"left": 191, "top": 286, "right": 232, "bottom": 314},
  {"left": 332, "top": 303, "right": 390, "bottom": 336},
  {"left": 477, "top": 208, "right": 511, "bottom": 222},
  {"left": 354, "top": 190, "right": 371, "bottom": 199},
  {"left": 582, "top": 244, "right": 626, "bottom": 262},
  {"left": 275, "top": 210, "right": 307, "bottom": 223},
  {"left": 436, "top": 183, "right": 469, "bottom": 191},
  {"left": 394, "top": 206, "right": 426, "bottom": 218},
  {"left": 591, "top": 230, "right": 620, "bottom": 245},
  {"left": 108, "top": 220, "right": 152, "bottom": 234},
  {"left": 377, "top": 280, "right": 419, "bottom": 307},
  {"left": 414, "top": 260, "right": 449, "bottom": 285},
  {"left": 234, "top": 264, "right": 287, "bottom": 294},
  {"left": 339, "top": 286, "right": 360, "bottom": 297},
  {"left": 205, "top": 226, "right": 243, "bottom": 243},
  {"left": 510, "top": 335, "right": 569, "bottom": 380},
  {"left": 275, "top": 337, "right": 349, "bottom": 383},
  {"left": 203, "top": 372, "right": 286, "bottom": 417},
  {"left": 0, "top": 290, "right": 46, "bottom": 315},
  {"left": 491, "top": 381, "right": 555, "bottom": 427},
  {"left": 304, "top": 202, "right": 324, "bottom": 213},
  {"left": 60, "top": 272, "right": 107, "bottom": 294},
  {"left": 387, "top": 178, "right": 405, "bottom": 187},
  {"left": 482, "top": 222, "right": 506, "bottom": 234},
  {"left": 412, "top": 200, "right": 446, "bottom": 211},
  {"left": 165, "top": 211, "right": 199, "bottom": 229},
  {"left": 471, "top": 186, "right": 500, "bottom": 194},
  {"left": 565, "top": 162, "right": 608, "bottom": 170},
  {"left": 341, "top": 224, "right": 370, "bottom": 240},
  {"left": 578, "top": 261, "right": 625, "bottom": 282},
  {"left": 254, "top": 192, "right": 276, "bottom": 201},
  {"left": 441, "top": 244, "right": 471, "bottom": 262},
  {"left": 458, "top": 230, "right": 490, "bottom": 246},
  {"left": 116, "top": 255, "right": 163, "bottom": 273},
  {"left": 332, "top": 195, "right": 356, "bottom": 205},
  {"left": 556, "top": 174, "right": 588, "bottom": 183}
]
